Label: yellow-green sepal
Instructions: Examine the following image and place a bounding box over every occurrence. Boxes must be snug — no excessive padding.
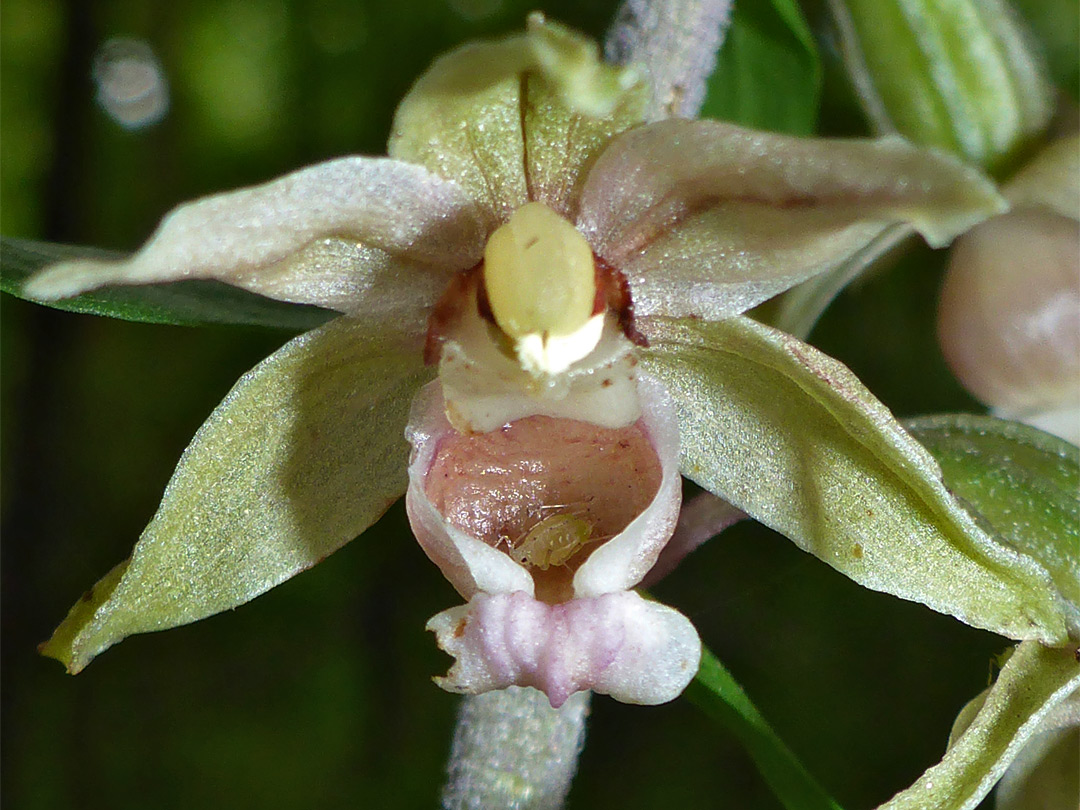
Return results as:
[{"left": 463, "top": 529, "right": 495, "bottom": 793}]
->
[
  {"left": 388, "top": 15, "right": 646, "bottom": 224},
  {"left": 40, "top": 318, "right": 432, "bottom": 673},
  {"left": 640, "top": 315, "right": 1073, "bottom": 644}
]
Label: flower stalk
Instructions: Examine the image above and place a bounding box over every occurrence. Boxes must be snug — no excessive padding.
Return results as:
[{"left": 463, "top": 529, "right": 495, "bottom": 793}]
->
[{"left": 441, "top": 688, "right": 590, "bottom": 810}]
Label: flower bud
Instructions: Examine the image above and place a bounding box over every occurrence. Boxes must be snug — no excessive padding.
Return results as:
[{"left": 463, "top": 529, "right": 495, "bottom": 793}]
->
[
  {"left": 938, "top": 208, "right": 1079, "bottom": 433},
  {"left": 829, "top": 0, "right": 1053, "bottom": 170},
  {"left": 938, "top": 137, "right": 1080, "bottom": 440}
]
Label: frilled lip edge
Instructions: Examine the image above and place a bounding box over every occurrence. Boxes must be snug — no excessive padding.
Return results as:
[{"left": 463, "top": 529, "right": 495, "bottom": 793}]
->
[{"left": 404, "top": 375, "right": 702, "bottom": 707}]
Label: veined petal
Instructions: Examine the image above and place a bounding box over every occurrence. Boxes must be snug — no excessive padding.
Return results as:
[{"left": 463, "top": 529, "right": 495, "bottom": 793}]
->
[
  {"left": 578, "top": 119, "right": 1005, "bottom": 320},
  {"left": 40, "top": 317, "right": 433, "bottom": 673},
  {"left": 389, "top": 15, "right": 643, "bottom": 225},
  {"left": 639, "top": 314, "right": 1073, "bottom": 644},
  {"left": 24, "top": 157, "right": 485, "bottom": 323},
  {"left": 572, "top": 374, "right": 681, "bottom": 597},
  {"left": 427, "top": 590, "right": 701, "bottom": 707},
  {"left": 389, "top": 39, "right": 526, "bottom": 227},
  {"left": 522, "top": 70, "right": 646, "bottom": 220}
]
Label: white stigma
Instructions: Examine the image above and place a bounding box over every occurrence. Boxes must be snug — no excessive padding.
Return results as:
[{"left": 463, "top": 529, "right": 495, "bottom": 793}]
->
[{"left": 514, "top": 313, "right": 606, "bottom": 376}]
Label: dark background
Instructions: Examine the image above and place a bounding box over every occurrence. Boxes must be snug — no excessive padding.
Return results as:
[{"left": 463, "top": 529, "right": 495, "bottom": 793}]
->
[{"left": 1, "top": 1, "right": 1038, "bottom": 807}]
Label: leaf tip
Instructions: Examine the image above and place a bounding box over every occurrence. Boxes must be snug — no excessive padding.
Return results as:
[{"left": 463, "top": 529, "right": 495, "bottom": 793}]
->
[
  {"left": 36, "top": 636, "right": 85, "bottom": 675},
  {"left": 37, "top": 559, "right": 132, "bottom": 675}
]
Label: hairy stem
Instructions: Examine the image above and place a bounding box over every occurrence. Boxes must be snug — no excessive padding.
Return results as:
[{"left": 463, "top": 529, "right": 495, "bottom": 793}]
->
[
  {"left": 441, "top": 687, "right": 591, "bottom": 810},
  {"left": 604, "top": 0, "right": 734, "bottom": 120}
]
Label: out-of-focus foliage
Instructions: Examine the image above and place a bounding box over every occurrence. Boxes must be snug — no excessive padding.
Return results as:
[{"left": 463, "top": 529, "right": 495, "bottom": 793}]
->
[
  {"left": 1011, "top": 0, "right": 1080, "bottom": 99},
  {"left": 700, "top": 0, "right": 821, "bottom": 134},
  {"left": 2, "top": 1, "right": 1070, "bottom": 809},
  {"left": 687, "top": 646, "right": 843, "bottom": 810}
]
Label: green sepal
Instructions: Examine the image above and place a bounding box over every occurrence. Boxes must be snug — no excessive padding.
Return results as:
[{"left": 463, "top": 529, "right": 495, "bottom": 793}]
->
[
  {"left": 877, "top": 641, "right": 1080, "bottom": 810},
  {"left": 388, "top": 14, "right": 644, "bottom": 224},
  {"left": 40, "top": 317, "right": 432, "bottom": 673},
  {"left": 640, "top": 315, "right": 1070, "bottom": 644},
  {"left": 906, "top": 414, "right": 1080, "bottom": 629}
]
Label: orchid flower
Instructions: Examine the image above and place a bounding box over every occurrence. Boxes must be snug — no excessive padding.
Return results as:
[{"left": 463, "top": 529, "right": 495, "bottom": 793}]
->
[{"left": 18, "top": 14, "right": 1075, "bottom": 721}]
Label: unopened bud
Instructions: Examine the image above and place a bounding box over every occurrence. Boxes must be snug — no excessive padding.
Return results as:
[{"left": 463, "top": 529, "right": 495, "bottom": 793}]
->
[{"left": 829, "top": 0, "right": 1053, "bottom": 171}]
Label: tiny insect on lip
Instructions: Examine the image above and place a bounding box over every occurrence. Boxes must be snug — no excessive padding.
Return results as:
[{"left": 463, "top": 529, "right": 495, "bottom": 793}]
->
[{"left": 501, "top": 509, "right": 610, "bottom": 570}]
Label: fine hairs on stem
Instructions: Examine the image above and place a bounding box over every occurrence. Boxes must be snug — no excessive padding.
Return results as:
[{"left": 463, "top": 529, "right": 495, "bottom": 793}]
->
[{"left": 441, "top": 687, "right": 591, "bottom": 810}]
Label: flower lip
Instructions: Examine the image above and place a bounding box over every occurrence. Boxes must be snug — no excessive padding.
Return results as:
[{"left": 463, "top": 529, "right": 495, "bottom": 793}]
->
[
  {"left": 404, "top": 375, "right": 682, "bottom": 604},
  {"left": 427, "top": 414, "right": 661, "bottom": 604},
  {"left": 427, "top": 590, "right": 701, "bottom": 707}
]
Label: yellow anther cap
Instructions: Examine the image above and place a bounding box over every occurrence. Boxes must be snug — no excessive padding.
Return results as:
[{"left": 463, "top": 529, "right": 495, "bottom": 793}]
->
[{"left": 483, "top": 202, "right": 602, "bottom": 375}]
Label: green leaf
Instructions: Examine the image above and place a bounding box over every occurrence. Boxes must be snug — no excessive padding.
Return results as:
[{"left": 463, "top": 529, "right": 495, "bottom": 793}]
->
[
  {"left": 639, "top": 315, "right": 1072, "bottom": 644},
  {"left": 700, "top": 0, "right": 821, "bottom": 135},
  {"left": 906, "top": 415, "right": 1080, "bottom": 621},
  {"left": 877, "top": 641, "right": 1080, "bottom": 810},
  {"left": 2, "top": 237, "right": 334, "bottom": 330},
  {"left": 686, "top": 646, "right": 844, "bottom": 810},
  {"left": 828, "top": 0, "right": 1054, "bottom": 172},
  {"left": 40, "top": 317, "right": 433, "bottom": 673}
]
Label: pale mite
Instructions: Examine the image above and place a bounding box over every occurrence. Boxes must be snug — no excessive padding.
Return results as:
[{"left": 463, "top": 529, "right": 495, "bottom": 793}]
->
[
  {"left": 482, "top": 202, "right": 605, "bottom": 376},
  {"left": 503, "top": 512, "right": 599, "bottom": 571}
]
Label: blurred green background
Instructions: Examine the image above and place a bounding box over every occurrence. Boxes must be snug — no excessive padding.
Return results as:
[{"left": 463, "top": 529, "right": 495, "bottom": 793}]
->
[{"left": 0, "top": 0, "right": 1036, "bottom": 808}]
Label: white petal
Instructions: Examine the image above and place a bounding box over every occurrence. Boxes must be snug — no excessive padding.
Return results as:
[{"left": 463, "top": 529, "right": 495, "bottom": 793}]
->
[
  {"left": 572, "top": 374, "right": 682, "bottom": 596},
  {"left": 427, "top": 590, "right": 701, "bottom": 707},
  {"left": 405, "top": 382, "right": 536, "bottom": 600},
  {"left": 25, "top": 157, "right": 487, "bottom": 320},
  {"left": 578, "top": 119, "right": 1005, "bottom": 320}
]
